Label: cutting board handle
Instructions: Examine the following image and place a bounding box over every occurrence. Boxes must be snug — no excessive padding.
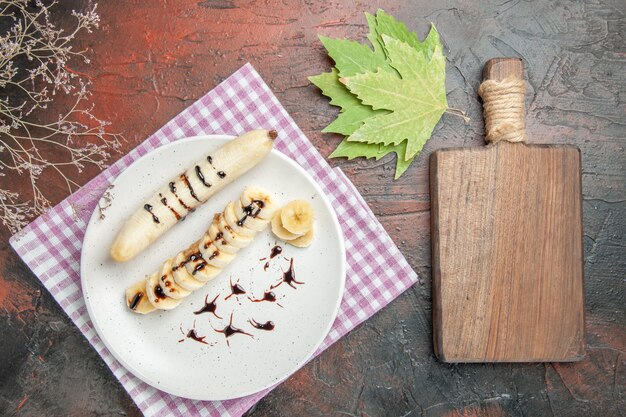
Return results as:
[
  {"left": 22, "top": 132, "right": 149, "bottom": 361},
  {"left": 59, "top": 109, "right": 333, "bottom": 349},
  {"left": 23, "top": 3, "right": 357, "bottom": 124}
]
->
[{"left": 479, "top": 58, "right": 527, "bottom": 144}]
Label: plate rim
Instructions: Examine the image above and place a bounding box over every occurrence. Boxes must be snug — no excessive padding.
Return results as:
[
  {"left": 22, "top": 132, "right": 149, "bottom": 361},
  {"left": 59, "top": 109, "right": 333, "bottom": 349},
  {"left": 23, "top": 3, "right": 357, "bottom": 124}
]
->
[{"left": 80, "top": 134, "right": 346, "bottom": 401}]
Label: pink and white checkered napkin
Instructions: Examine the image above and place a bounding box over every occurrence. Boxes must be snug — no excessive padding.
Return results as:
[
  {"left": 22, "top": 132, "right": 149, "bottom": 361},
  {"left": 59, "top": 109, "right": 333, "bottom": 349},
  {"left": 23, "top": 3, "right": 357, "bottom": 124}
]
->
[{"left": 9, "top": 63, "right": 418, "bottom": 417}]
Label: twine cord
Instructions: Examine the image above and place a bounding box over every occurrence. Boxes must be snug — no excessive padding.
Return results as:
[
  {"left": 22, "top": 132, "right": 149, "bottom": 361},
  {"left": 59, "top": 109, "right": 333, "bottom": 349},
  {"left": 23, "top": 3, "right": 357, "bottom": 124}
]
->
[{"left": 478, "top": 77, "right": 527, "bottom": 143}]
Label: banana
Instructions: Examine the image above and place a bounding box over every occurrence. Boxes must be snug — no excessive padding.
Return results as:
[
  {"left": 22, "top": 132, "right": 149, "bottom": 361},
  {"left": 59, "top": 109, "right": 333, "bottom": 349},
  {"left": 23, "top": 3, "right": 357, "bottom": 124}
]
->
[
  {"left": 234, "top": 200, "right": 269, "bottom": 232},
  {"left": 280, "top": 200, "right": 314, "bottom": 235},
  {"left": 208, "top": 218, "right": 238, "bottom": 254},
  {"left": 183, "top": 245, "right": 222, "bottom": 283},
  {"left": 288, "top": 227, "right": 315, "bottom": 248},
  {"left": 216, "top": 213, "right": 252, "bottom": 248},
  {"left": 270, "top": 200, "right": 316, "bottom": 247},
  {"left": 199, "top": 242, "right": 235, "bottom": 269},
  {"left": 146, "top": 273, "right": 182, "bottom": 310},
  {"left": 126, "top": 187, "right": 275, "bottom": 314},
  {"left": 125, "top": 280, "right": 156, "bottom": 314},
  {"left": 110, "top": 129, "right": 278, "bottom": 262},
  {"left": 241, "top": 186, "right": 277, "bottom": 220},
  {"left": 171, "top": 252, "right": 205, "bottom": 291},
  {"left": 224, "top": 202, "right": 257, "bottom": 238},
  {"left": 158, "top": 259, "right": 191, "bottom": 299},
  {"left": 270, "top": 209, "right": 302, "bottom": 240}
]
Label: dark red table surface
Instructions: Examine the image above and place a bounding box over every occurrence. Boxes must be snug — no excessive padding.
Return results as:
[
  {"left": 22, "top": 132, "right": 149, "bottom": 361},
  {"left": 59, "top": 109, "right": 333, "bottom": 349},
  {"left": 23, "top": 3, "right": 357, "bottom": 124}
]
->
[{"left": 1, "top": 1, "right": 624, "bottom": 416}]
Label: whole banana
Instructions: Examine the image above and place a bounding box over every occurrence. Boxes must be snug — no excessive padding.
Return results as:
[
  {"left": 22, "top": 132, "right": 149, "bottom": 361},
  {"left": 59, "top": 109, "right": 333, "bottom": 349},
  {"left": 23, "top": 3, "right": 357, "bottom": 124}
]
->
[
  {"left": 111, "top": 129, "right": 277, "bottom": 262},
  {"left": 125, "top": 187, "right": 276, "bottom": 314}
]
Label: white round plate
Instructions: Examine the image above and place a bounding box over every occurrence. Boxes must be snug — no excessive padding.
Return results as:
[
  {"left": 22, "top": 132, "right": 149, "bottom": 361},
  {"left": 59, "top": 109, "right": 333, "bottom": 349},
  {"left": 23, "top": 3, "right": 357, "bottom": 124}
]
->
[{"left": 81, "top": 135, "right": 345, "bottom": 401}]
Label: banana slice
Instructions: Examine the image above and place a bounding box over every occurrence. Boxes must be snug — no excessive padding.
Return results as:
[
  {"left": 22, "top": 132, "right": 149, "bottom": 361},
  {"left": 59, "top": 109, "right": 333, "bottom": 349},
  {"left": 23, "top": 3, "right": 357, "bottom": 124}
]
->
[
  {"left": 271, "top": 208, "right": 303, "bottom": 240},
  {"left": 126, "top": 187, "right": 274, "bottom": 314},
  {"left": 184, "top": 246, "right": 221, "bottom": 282},
  {"left": 158, "top": 259, "right": 191, "bottom": 299},
  {"left": 208, "top": 218, "right": 238, "bottom": 254},
  {"left": 234, "top": 200, "right": 270, "bottom": 232},
  {"left": 224, "top": 202, "right": 257, "bottom": 237},
  {"left": 216, "top": 213, "right": 253, "bottom": 248},
  {"left": 280, "top": 200, "right": 314, "bottom": 235},
  {"left": 200, "top": 242, "right": 235, "bottom": 269},
  {"left": 241, "top": 186, "right": 277, "bottom": 220},
  {"left": 287, "top": 226, "right": 315, "bottom": 248},
  {"left": 125, "top": 280, "right": 156, "bottom": 314},
  {"left": 146, "top": 273, "right": 182, "bottom": 310},
  {"left": 172, "top": 252, "right": 205, "bottom": 291}
]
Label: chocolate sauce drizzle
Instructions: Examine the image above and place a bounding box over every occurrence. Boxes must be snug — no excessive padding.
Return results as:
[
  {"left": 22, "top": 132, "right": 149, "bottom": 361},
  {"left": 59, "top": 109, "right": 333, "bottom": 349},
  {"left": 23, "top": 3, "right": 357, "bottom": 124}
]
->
[
  {"left": 271, "top": 258, "right": 303, "bottom": 289},
  {"left": 195, "top": 165, "right": 211, "bottom": 188},
  {"left": 260, "top": 245, "right": 282, "bottom": 270},
  {"left": 176, "top": 256, "right": 302, "bottom": 347},
  {"left": 186, "top": 329, "right": 209, "bottom": 344},
  {"left": 206, "top": 155, "right": 226, "bottom": 178},
  {"left": 269, "top": 245, "right": 282, "bottom": 259},
  {"left": 172, "top": 251, "right": 205, "bottom": 274},
  {"left": 169, "top": 181, "right": 192, "bottom": 211},
  {"left": 213, "top": 313, "right": 253, "bottom": 346},
  {"left": 129, "top": 292, "right": 143, "bottom": 310},
  {"left": 154, "top": 284, "right": 167, "bottom": 300},
  {"left": 225, "top": 276, "right": 246, "bottom": 300},
  {"left": 236, "top": 200, "right": 265, "bottom": 227},
  {"left": 159, "top": 193, "right": 181, "bottom": 220},
  {"left": 179, "top": 323, "right": 213, "bottom": 345},
  {"left": 180, "top": 174, "right": 200, "bottom": 201},
  {"left": 249, "top": 318, "right": 275, "bottom": 331},
  {"left": 160, "top": 273, "right": 178, "bottom": 294},
  {"left": 143, "top": 204, "right": 159, "bottom": 223},
  {"left": 194, "top": 294, "right": 222, "bottom": 318},
  {"left": 193, "top": 262, "right": 206, "bottom": 274},
  {"left": 144, "top": 170, "right": 205, "bottom": 224},
  {"left": 248, "top": 290, "right": 277, "bottom": 303}
]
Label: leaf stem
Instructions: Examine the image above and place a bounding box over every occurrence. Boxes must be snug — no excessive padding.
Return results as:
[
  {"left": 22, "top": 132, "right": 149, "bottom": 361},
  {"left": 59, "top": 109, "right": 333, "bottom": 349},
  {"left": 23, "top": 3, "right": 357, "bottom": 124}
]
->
[{"left": 445, "top": 107, "right": 470, "bottom": 123}]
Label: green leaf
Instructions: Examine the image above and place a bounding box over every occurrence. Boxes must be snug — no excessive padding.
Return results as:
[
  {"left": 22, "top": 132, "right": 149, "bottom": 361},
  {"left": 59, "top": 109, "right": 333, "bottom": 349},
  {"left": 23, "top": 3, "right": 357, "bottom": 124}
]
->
[
  {"left": 365, "top": 12, "right": 386, "bottom": 61},
  {"left": 309, "top": 68, "right": 385, "bottom": 135},
  {"left": 374, "top": 9, "right": 423, "bottom": 51},
  {"left": 330, "top": 140, "right": 388, "bottom": 159},
  {"left": 330, "top": 139, "right": 413, "bottom": 179},
  {"left": 308, "top": 69, "right": 361, "bottom": 111},
  {"left": 343, "top": 34, "right": 447, "bottom": 160},
  {"left": 323, "top": 105, "right": 385, "bottom": 135},
  {"left": 309, "top": 11, "right": 449, "bottom": 178},
  {"left": 318, "top": 36, "right": 388, "bottom": 77},
  {"left": 421, "top": 24, "right": 443, "bottom": 59},
  {"left": 348, "top": 108, "right": 441, "bottom": 158},
  {"left": 394, "top": 151, "right": 413, "bottom": 178}
]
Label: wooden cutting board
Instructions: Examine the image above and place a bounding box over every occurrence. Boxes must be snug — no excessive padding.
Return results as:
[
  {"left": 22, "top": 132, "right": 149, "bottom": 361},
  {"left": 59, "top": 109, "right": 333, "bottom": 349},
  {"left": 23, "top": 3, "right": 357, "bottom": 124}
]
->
[{"left": 430, "top": 58, "right": 585, "bottom": 362}]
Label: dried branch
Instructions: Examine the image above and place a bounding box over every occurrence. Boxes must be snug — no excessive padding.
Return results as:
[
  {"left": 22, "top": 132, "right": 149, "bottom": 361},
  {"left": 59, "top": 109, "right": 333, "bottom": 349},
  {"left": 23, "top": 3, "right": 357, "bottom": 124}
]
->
[{"left": 0, "top": 0, "right": 121, "bottom": 234}]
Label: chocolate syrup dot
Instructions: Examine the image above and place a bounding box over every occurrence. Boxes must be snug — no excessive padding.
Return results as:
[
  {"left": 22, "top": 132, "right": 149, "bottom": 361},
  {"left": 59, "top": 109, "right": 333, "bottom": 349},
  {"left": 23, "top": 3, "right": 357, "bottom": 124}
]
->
[
  {"left": 250, "top": 319, "right": 275, "bottom": 331},
  {"left": 143, "top": 204, "right": 160, "bottom": 223},
  {"left": 194, "top": 294, "right": 222, "bottom": 318},
  {"left": 269, "top": 245, "right": 282, "bottom": 259},
  {"left": 154, "top": 285, "right": 166, "bottom": 299}
]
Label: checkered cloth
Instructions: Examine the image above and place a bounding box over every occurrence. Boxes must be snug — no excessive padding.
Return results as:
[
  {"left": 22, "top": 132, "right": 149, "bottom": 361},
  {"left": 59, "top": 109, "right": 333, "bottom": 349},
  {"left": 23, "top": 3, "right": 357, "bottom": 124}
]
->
[{"left": 9, "top": 64, "right": 418, "bottom": 417}]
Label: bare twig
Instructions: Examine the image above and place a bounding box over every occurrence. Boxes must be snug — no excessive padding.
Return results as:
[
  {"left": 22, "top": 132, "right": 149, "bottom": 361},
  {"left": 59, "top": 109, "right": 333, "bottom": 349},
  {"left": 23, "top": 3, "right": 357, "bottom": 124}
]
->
[{"left": 0, "top": 1, "right": 122, "bottom": 233}]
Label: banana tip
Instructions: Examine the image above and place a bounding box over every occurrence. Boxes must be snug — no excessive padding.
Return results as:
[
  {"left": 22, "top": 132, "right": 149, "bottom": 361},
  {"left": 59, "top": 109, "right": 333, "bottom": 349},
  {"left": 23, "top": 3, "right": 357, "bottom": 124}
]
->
[
  {"left": 268, "top": 130, "right": 278, "bottom": 140},
  {"left": 110, "top": 245, "right": 130, "bottom": 262}
]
